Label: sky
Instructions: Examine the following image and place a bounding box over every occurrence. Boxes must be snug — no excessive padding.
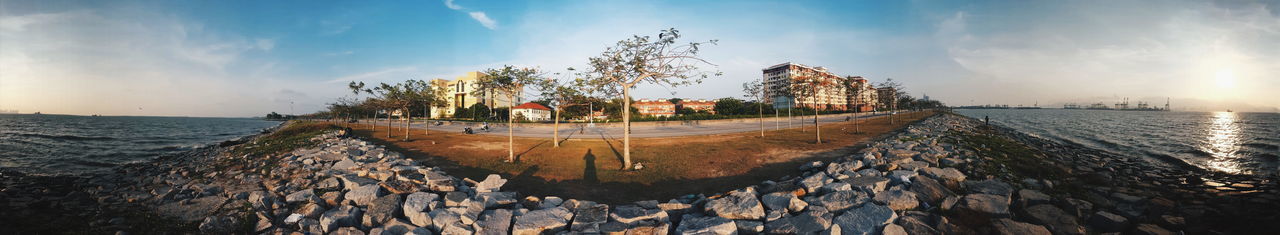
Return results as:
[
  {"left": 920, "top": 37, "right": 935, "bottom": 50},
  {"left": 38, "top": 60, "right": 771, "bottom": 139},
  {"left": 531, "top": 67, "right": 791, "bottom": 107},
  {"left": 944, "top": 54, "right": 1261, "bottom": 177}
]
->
[{"left": 1, "top": 0, "right": 1278, "bottom": 117}]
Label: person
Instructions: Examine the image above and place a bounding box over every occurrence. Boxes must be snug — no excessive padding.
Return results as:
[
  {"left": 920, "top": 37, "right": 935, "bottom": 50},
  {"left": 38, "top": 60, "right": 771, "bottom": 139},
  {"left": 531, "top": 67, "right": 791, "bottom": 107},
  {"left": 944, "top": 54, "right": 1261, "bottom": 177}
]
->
[
  {"left": 464, "top": 127, "right": 474, "bottom": 134},
  {"left": 482, "top": 122, "right": 490, "bottom": 131}
]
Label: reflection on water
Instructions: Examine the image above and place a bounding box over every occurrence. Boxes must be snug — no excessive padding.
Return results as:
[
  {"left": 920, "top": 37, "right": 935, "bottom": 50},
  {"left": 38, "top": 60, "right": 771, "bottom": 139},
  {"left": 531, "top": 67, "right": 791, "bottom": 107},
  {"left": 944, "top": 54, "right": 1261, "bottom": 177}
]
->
[{"left": 1205, "top": 112, "right": 1243, "bottom": 174}]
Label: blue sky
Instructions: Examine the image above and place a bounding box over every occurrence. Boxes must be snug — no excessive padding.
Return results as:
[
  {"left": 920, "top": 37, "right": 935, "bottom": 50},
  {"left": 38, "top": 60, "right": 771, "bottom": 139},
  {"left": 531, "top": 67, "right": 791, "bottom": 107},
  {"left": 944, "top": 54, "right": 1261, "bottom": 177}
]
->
[{"left": 2, "top": 0, "right": 1278, "bottom": 116}]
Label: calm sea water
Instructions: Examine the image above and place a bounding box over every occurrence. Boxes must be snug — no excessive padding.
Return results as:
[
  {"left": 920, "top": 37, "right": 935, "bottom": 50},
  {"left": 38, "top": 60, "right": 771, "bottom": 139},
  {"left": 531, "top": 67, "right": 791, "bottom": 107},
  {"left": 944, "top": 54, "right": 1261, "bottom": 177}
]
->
[
  {"left": 956, "top": 109, "right": 1280, "bottom": 176},
  {"left": 0, "top": 114, "right": 280, "bottom": 176}
]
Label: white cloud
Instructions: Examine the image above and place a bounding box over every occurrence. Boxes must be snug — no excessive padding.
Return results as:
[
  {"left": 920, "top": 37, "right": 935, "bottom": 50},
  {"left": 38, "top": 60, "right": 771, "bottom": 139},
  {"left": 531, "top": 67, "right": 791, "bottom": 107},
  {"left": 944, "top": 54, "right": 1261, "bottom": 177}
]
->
[
  {"left": 255, "top": 38, "right": 275, "bottom": 51},
  {"left": 444, "top": 0, "right": 463, "bottom": 10},
  {"left": 468, "top": 11, "right": 497, "bottom": 30},
  {"left": 326, "top": 66, "right": 419, "bottom": 83}
]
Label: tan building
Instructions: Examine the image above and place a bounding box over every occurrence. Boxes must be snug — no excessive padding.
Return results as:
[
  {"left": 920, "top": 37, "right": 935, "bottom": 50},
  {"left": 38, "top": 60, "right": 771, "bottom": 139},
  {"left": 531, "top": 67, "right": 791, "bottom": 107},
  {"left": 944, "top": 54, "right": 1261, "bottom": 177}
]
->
[
  {"left": 762, "top": 62, "right": 851, "bottom": 111},
  {"left": 429, "top": 71, "right": 523, "bottom": 118},
  {"left": 845, "top": 76, "right": 878, "bottom": 112},
  {"left": 677, "top": 99, "right": 717, "bottom": 114},
  {"left": 634, "top": 99, "right": 676, "bottom": 117}
]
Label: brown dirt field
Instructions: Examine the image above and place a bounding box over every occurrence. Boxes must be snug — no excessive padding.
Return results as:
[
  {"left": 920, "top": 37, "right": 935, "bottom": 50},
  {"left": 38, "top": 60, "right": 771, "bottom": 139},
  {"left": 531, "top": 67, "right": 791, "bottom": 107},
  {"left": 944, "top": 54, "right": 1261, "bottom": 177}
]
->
[{"left": 346, "top": 111, "right": 936, "bottom": 204}]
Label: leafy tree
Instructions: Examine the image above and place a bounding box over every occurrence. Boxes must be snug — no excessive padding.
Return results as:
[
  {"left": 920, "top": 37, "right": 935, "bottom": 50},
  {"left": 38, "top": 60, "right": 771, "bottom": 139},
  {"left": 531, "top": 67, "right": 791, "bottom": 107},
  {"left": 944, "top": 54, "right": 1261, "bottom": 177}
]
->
[
  {"left": 582, "top": 28, "right": 719, "bottom": 170},
  {"left": 743, "top": 79, "right": 766, "bottom": 137},
  {"left": 265, "top": 112, "right": 284, "bottom": 120},
  {"left": 714, "top": 97, "right": 745, "bottom": 115},
  {"left": 474, "top": 65, "right": 543, "bottom": 162}
]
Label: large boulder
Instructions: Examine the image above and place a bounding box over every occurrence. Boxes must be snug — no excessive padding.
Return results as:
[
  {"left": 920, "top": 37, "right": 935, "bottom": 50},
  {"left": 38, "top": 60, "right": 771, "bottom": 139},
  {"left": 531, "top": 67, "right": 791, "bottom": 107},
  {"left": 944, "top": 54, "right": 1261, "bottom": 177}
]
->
[
  {"left": 810, "top": 190, "right": 869, "bottom": 213},
  {"left": 909, "top": 176, "right": 954, "bottom": 205},
  {"left": 989, "top": 218, "right": 1051, "bottom": 235},
  {"left": 1022, "top": 204, "right": 1085, "bottom": 235},
  {"left": 286, "top": 189, "right": 320, "bottom": 204},
  {"left": 763, "top": 207, "right": 832, "bottom": 234},
  {"left": 571, "top": 204, "right": 609, "bottom": 233},
  {"left": 1087, "top": 211, "right": 1129, "bottom": 233},
  {"left": 345, "top": 184, "right": 385, "bottom": 206},
  {"left": 1017, "top": 189, "right": 1052, "bottom": 208},
  {"left": 476, "top": 209, "right": 514, "bottom": 235},
  {"left": 363, "top": 194, "right": 402, "bottom": 227},
  {"left": 512, "top": 207, "right": 574, "bottom": 235},
  {"left": 799, "top": 173, "right": 832, "bottom": 193},
  {"left": 847, "top": 176, "right": 891, "bottom": 194},
  {"left": 611, "top": 205, "right": 668, "bottom": 225},
  {"left": 474, "top": 174, "right": 507, "bottom": 193},
  {"left": 705, "top": 188, "right": 765, "bottom": 220},
  {"left": 676, "top": 216, "right": 737, "bottom": 235},
  {"left": 761, "top": 192, "right": 808, "bottom": 213},
  {"left": 320, "top": 205, "right": 364, "bottom": 233},
  {"left": 402, "top": 192, "right": 439, "bottom": 227},
  {"left": 831, "top": 203, "right": 898, "bottom": 235},
  {"left": 872, "top": 190, "right": 920, "bottom": 211},
  {"left": 964, "top": 179, "right": 1013, "bottom": 198},
  {"left": 920, "top": 167, "right": 966, "bottom": 189},
  {"left": 949, "top": 194, "right": 1011, "bottom": 227}
]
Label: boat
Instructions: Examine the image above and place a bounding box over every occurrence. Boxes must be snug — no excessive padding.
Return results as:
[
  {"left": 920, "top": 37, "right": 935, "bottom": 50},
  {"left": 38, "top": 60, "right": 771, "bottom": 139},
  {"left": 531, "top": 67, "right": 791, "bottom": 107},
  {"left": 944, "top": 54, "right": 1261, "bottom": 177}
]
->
[
  {"left": 33, "top": 112, "right": 41, "bottom": 115},
  {"left": 1227, "top": 109, "right": 1233, "bottom": 113}
]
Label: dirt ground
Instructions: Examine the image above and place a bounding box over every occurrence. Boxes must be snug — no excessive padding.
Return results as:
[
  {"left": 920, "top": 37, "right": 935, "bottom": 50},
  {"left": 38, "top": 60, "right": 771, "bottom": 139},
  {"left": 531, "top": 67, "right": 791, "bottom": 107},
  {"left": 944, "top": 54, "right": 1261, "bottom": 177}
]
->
[{"left": 348, "top": 111, "right": 935, "bottom": 204}]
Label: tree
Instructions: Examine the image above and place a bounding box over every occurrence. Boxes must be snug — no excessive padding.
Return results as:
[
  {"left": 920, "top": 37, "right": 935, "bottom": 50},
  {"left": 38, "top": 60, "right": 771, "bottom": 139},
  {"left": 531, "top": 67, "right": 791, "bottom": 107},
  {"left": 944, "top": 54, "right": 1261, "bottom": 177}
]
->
[
  {"left": 540, "top": 68, "right": 591, "bottom": 148},
  {"left": 349, "top": 82, "right": 371, "bottom": 129},
  {"left": 714, "top": 97, "right": 745, "bottom": 115},
  {"left": 790, "top": 69, "right": 838, "bottom": 144},
  {"left": 352, "top": 82, "right": 401, "bottom": 138},
  {"left": 840, "top": 77, "right": 863, "bottom": 134},
  {"left": 878, "top": 78, "right": 905, "bottom": 124},
  {"left": 583, "top": 28, "right": 719, "bottom": 170},
  {"left": 743, "top": 79, "right": 766, "bottom": 137},
  {"left": 371, "top": 82, "right": 415, "bottom": 141},
  {"left": 474, "top": 65, "right": 543, "bottom": 162},
  {"left": 410, "top": 79, "right": 448, "bottom": 136}
]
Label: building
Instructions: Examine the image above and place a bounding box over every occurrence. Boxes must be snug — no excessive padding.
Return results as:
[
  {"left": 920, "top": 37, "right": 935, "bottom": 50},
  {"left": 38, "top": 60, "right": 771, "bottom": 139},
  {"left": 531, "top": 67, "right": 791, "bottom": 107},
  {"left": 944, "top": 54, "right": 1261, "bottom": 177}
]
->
[
  {"left": 677, "top": 99, "right": 717, "bottom": 114},
  {"left": 511, "top": 102, "right": 552, "bottom": 121},
  {"left": 761, "top": 62, "right": 851, "bottom": 111},
  {"left": 634, "top": 99, "right": 676, "bottom": 117},
  {"left": 845, "top": 76, "right": 878, "bottom": 112},
  {"left": 877, "top": 87, "right": 897, "bottom": 110},
  {"left": 429, "top": 71, "right": 523, "bottom": 118}
]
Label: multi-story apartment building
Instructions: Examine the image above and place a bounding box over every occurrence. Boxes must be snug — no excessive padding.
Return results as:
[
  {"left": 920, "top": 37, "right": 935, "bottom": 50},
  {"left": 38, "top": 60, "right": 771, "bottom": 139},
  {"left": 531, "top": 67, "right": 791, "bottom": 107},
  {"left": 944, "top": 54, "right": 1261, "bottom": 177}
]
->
[
  {"left": 761, "top": 62, "right": 850, "bottom": 111},
  {"left": 845, "top": 76, "right": 878, "bottom": 112},
  {"left": 634, "top": 99, "right": 676, "bottom": 117},
  {"left": 677, "top": 99, "right": 717, "bottom": 114},
  {"left": 429, "top": 71, "right": 523, "bottom": 118}
]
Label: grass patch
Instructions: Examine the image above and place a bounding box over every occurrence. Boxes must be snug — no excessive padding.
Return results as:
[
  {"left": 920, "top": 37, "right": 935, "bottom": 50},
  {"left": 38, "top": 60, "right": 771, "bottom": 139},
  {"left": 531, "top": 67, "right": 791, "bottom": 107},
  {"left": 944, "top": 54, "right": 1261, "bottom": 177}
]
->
[
  {"left": 950, "top": 125, "right": 1089, "bottom": 196},
  {"left": 231, "top": 121, "right": 337, "bottom": 157}
]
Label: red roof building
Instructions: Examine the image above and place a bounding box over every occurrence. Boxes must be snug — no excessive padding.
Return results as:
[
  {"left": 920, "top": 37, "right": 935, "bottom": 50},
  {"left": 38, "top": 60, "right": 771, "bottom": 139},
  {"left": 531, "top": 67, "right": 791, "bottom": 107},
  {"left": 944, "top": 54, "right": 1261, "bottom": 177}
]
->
[
  {"left": 677, "top": 99, "right": 717, "bottom": 114},
  {"left": 634, "top": 99, "right": 676, "bottom": 117}
]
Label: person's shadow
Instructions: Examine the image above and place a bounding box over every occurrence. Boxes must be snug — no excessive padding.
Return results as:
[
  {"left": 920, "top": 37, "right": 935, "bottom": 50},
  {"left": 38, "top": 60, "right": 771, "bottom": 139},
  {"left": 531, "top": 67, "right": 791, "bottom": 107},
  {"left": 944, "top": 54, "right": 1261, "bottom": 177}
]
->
[{"left": 583, "top": 149, "right": 598, "bottom": 184}]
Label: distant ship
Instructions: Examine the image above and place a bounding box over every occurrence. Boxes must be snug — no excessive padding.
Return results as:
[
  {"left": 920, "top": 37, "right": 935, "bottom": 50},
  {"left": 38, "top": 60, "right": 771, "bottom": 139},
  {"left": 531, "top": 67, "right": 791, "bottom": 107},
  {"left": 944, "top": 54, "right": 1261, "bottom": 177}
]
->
[
  {"left": 0, "top": 109, "right": 17, "bottom": 114},
  {"left": 33, "top": 112, "right": 42, "bottom": 115}
]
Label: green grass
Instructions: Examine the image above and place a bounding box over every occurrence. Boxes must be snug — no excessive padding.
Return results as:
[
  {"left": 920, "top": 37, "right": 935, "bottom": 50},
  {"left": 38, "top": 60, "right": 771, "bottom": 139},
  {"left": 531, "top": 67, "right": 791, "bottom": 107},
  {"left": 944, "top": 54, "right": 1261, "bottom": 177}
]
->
[
  {"left": 231, "top": 121, "right": 337, "bottom": 157},
  {"left": 949, "top": 127, "right": 1086, "bottom": 196}
]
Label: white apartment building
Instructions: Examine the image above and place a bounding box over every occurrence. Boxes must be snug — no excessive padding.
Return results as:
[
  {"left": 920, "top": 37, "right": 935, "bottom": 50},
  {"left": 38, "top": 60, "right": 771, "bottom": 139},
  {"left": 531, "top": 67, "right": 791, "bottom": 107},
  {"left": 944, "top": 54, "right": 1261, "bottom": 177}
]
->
[{"left": 761, "top": 62, "right": 852, "bottom": 111}]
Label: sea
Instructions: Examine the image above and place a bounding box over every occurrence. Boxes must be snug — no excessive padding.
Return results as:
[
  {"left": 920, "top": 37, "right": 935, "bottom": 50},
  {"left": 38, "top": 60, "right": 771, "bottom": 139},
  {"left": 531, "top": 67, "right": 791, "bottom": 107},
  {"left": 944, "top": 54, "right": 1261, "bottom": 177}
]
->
[
  {"left": 0, "top": 114, "right": 280, "bottom": 176},
  {"left": 956, "top": 109, "right": 1280, "bottom": 176}
]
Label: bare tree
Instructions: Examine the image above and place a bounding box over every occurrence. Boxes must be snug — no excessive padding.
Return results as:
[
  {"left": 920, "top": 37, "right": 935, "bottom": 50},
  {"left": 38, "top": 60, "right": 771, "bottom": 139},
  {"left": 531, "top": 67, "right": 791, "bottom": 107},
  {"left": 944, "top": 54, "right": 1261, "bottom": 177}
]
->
[
  {"left": 583, "top": 28, "right": 719, "bottom": 170},
  {"left": 790, "top": 70, "right": 837, "bottom": 144},
  {"left": 743, "top": 79, "right": 766, "bottom": 137},
  {"left": 474, "top": 65, "right": 543, "bottom": 162},
  {"left": 540, "top": 68, "right": 591, "bottom": 148},
  {"left": 878, "top": 78, "right": 904, "bottom": 124}
]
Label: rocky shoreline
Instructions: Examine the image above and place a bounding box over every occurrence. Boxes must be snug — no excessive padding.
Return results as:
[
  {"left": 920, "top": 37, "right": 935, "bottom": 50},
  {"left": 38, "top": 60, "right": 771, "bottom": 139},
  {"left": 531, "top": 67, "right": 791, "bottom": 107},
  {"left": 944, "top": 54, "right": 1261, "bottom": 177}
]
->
[{"left": 2, "top": 113, "right": 1276, "bottom": 234}]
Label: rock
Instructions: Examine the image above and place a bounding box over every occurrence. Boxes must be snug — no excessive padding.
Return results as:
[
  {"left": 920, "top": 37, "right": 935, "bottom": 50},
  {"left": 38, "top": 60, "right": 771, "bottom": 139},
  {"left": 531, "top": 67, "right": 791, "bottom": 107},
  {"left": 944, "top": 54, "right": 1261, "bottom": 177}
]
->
[
  {"left": 825, "top": 161, "right": 863, "bottom": 176},
  {"left": 820, "top": 182, "right": 853, "bottom": 193},
  {"left": 831, "top": 203, "right": 897, "bottom": 235},
  {"left": 800, "top": 161, "right": 824, "bottom": 171},
  {"left": 363, "top": 194, "right": 402, "bottom": 227},
  {"left": 198, "top": 216, "right": 238, "bottom": 234},
  {"left": 874, "top": 190, "right": 919, "bottom": 211},
  {"left": 379, "top": 180, "right": 423, "bottom": 194},
  {"left": 894, "top": 215, "right": 940, "bottom": 235},
  {"left": 476, "top": 209, "right": 514, "bottom": 235},
  {"left": 1087, "top": 211, "right": 1129, "bottom": 233},
  {"left": 571, "top": 204, "right": 609, "bottom": 232},
  {"left": 1017, "top": 189, "right": 1051, "bottom": 208},
  {"left": 761, "top": 192, "right": 807, "bottom": 213},
  {"left": 882, "top": 224, "right": 908, "bottom": 235},
  {"left": 346, "top": 184, "right": 385, "bottom": 206},
  {"left": 320, "top": 205, "right": 363, "bottom": 233},
  {"left": 676, "top": 216, "right": 737, "bottom": 235},
  {"left": 444, "top": 192, "right": 467, "bottom": 207},
  {"left": 317, "top": 177, "right": 341, "bottom": 190},
  {"left": 949, "top": 194, "right": 1011, "bottom": 227},
  {"left": 764, "top": 207, "right": 832, "bottom": 234},
  {"left": 964, "top": 179, "right": 1013, "bottom": 198},
  {"left": 909, "top": 176, "right": 953, "bottom": 205},
  {"left": 920, "top": 167, "right": 966, "bottom": 189},
  {"left": 1132, "top": 223, "right": 1174, "bottom": 235},
  {"left": 331, "top": 226, "right": 366, "bottom": 235},
  {"left": 704, "top": 188, "right": 765, "bottom": 220},
  {"left": 476, "top": 192, "right": 518, "bottom": 209},
  {"left": 285, "top": 213, "right": 305, "bottom": 224},
  {"left": 612, "top": 205, "right": 668, "bottom": 225},
  {"left": 1022, "top": 204, "right": 1085, "bottom": 235},
  {"left": 298, "top": 218, "right": 324, "bottom": 233},
  {"left": 248, "top": 191, "right": 272, "bottom": 210},
  {"left": 847, "top": 176, "right": 890, "bottom": 194},
  {"left": 735, "top": 220, "right": 764, "bottom": 234},
  {"left": 512, "top": 207, "right": 574, "bottom": 235},
  {"left": 887, "top": 170, "right": 918, "bottom": 185},
  {"left": 800, "top": 173, "right": 832, "bottom": 193},
  {"left": 403, "top": 192, "right": 439, "bottom": 225},
  {"left": 286, "top": 189, "right": 319, "bottom": 204},
  {"left": 474, "top": 174, "right": 507, "bottom": 193},
  {"left": 379, "top": 218, "right": 421, "bottom": 235},
  {"left": 810, "top": 190, "right": 869, "bottom": 212},
  {"left": 989, "top": 218, "right": 1051, "bottom": 235},
  {"left": 1158, "top": 215, "right": 1185, "bottom": 229},
  {"left": 334, "top": 158, "right": 361, "bottom": 171},
  {"left": 298, "top": 202, "right": 327, "bottom": 219},
  {"left": 1057, "top": 198, "right": 1093, "bottom": 218},
  {"left": 322, "top": 191, "right": 344, "bottom": 207},
  {"left": 542, "top": 196, "right": 567, "bottom": 209}
]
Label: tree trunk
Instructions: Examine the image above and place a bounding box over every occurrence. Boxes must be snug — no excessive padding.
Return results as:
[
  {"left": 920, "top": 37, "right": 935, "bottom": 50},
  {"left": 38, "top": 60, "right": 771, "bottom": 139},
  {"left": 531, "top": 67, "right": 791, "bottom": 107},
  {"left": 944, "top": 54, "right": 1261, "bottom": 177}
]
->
[
  {"left": 553, "top": 108, "right": 560, "bottom": 148},
  {"left": 622, "top": 85, "right": 633, "bottom": 170},
  {"left": 507, "top": 94, "right": 514, "bottom": 162},
  {"left": 758, "top": 100, "right": 764, "bottom": 137},
  {"left": 424, "top": 105, "right": 429, "bottom": 136},
  {"left": 787, "top": 99, "right": 792, "bottom": 129},
  {"left": 403, "top": 108, "right": 411, "bottom": 142},
  {"left": 385, "top": 109, "right": 392, "bottom": 138}
]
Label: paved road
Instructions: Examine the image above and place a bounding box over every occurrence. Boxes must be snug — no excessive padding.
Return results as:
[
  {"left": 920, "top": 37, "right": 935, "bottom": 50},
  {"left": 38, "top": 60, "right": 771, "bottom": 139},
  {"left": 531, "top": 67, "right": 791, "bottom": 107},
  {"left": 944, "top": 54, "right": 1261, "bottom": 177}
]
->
[{"left": 359, "top": 111, "right": 918, "bottom": 139}]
